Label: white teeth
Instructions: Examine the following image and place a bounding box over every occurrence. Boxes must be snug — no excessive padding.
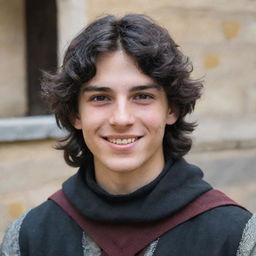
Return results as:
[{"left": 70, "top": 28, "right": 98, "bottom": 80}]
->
[{"left": 107, "top": 137, "right": 137, "bottom": 145}]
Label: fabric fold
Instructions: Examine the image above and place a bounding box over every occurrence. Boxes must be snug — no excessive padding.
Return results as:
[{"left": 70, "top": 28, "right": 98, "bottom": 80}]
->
[{"left": 62, "top": 158, "right": 212, "bottom": 223}]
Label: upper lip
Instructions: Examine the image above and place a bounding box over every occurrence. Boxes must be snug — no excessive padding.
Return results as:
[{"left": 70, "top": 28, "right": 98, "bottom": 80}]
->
[{"left": 102, "top": 135, "right": 142, "bottom": 139}]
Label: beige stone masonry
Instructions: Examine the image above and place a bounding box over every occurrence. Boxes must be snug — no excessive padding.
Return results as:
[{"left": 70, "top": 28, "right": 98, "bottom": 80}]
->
[
  {"left": 1, "top": 0, "right": 256, "bottom": 242},
  {"left": 0, "top": 140, "right": 74, "bottom": 240},
  {"left": 57, "top": 0, "right": 88, "bottom": 64},
  {"left": 1, "top": 0, "right": 255, "bottom": 118},
  {"left": 85, "top": 3, "right": 256, "bottom": 118},
  {"left": 87, "top": 0, "right": 256, "bottom": 19},
  {"left": 0, "top": 0, "right": 26, "bottom": 117}
]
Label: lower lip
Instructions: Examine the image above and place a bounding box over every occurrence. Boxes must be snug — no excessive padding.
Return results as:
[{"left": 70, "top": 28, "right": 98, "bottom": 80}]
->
[{"left": 104, "top": 138, "right": 140, "bottom": 151}]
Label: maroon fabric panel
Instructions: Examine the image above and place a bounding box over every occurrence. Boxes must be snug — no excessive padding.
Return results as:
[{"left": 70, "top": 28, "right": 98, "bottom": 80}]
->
[
  {"left": 136, "top": 246, "right": 148, "bottom": 256},
  {"left": 49, "top": 189, "right": 243, "bottom": 256}
]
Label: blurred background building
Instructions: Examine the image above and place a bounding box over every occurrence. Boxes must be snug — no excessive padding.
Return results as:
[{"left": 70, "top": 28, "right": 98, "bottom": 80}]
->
[{"left": 0, "top": 0, "right": 256, "bottom": 239}]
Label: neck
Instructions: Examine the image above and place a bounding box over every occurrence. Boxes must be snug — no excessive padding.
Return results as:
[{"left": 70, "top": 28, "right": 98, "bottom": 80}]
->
[{"left": 94, "top": 156, "right": 165, "bottom": 195}]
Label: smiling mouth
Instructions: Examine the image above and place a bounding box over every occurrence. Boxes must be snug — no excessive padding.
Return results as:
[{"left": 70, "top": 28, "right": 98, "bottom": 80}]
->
[{"left": 105, "top": 137, "right": 141, "bottom": 145}]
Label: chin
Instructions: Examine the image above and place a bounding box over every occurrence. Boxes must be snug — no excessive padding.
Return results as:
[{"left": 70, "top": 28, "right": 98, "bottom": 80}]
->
[{"left": 103, "top": 158, "right": 144, "bottom": 173}]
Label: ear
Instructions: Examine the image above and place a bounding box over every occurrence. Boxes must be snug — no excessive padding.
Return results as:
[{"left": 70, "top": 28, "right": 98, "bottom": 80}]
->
[
  {"left": 166, "top": 108, "right": 178, "bottom": 125},
  {"left": 72, "top": 114, "right": 82, "bottom": 130}
]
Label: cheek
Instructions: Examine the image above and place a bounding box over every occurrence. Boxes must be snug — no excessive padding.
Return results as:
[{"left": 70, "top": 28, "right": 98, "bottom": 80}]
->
[
  {"left": 141, "top": 114, "right": 168, "bottom": 134},
  {"left": 80, "top": 109, "right": 103, "bottom": 125},
  {"left": 79, "top": 110, "right": 108, "bottom": 139}
]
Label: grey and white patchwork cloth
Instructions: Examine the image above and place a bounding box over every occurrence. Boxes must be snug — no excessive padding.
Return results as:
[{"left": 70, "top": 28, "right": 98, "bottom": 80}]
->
[
  {"left": 237, "top": 214, "right": 256, "bottom": 256},
  {"left": 0, "top": 211, "right": 158, "bottom": 256},
  {"left": 1, "top": 213, "right": 256, "bottom": 256}
]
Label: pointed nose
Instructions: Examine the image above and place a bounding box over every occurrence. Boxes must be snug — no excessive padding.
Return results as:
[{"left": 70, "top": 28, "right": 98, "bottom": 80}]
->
[{"left": 109, "top": 100, "right": 135, "bottom": 127}]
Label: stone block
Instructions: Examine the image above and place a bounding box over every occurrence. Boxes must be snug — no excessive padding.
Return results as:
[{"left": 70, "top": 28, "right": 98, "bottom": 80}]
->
[
  {"left": 204, "top": 55, "right": 220, "bottom": 69},
  {"left": 181, "top": 42, "right": 256, "bottom": 117},
  {"left": 0, "top": 203, "right": 12, "bottom": 242},
  {"left": 223, "top": 20, "right": 241, "bottom": 40},
  {"left": 56, "top": 0, "right": 88, "bottom": 64},
  {"left": 0, "top": 115, "right": 66, "bottom": 142},
  {"left": 25, "top": 182, "right": 63, "bottom": 207},
  {"left": 0, "top": 0, "right": 26, "bottom": 117},
  {"left": 192, "top": 117, "right": 256, "bottom": 151},
  {"left": 0, "top": 140, "right": 73, "bottom": 195},
  {"left": 87, "top": 0, "right": 256, "bottom": 17},
  {"left": 186, "top": 148, "right": 256, "bottom": 212},
  {"left": 245, "top": 86, "right": 256, "bottom": 114},
  {"left": 7, "top": 202, "right": 24, "bottom": 219},
  {"left": 167, "top": 0, "right": 256, "bottom": 12},
  {"left": 0, "top": 139, "right": 73, "bottom": 240}
]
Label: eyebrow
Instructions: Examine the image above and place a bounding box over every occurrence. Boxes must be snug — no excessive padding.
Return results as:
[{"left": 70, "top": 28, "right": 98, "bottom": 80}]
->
[
  {"left": 82, "top": 84, "right": 161, "bottom": 93},
  {"left": 82, "top": 86, "right": 112, "bottom": 93},
  {"left": 130, "top": 84, "right": 161, "bottom": 92}
]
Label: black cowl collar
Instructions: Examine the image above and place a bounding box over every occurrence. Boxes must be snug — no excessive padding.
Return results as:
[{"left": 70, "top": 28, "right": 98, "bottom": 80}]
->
[{"left": 62, "top": 158, "right": 212, "bottom": 223}]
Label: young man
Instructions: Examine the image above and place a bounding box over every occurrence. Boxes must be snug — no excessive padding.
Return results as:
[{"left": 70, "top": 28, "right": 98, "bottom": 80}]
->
[{"left": 1, "top": 14, "right": 256, "bottom": 256}]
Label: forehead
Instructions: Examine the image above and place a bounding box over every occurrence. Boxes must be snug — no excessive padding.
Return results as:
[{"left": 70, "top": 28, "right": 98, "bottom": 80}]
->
[{"left": 85, "top": 51, "right": 156, "bottom": 89}]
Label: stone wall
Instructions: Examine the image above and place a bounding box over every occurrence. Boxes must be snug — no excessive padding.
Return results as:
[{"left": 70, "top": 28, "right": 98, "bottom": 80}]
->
[
  {"left": 0, "top": 0, "right": 26, "bottom": 117},
  {"left": 0, "top": 0, "right": 255, "bottom": 117},
  {"left": 0, "top": 140, "right": 74, "bottom": 240},
  {"left": 56, "top": 0, "right": 88, "bottom": 64},
  {"left": 0, "top": 0, "right": 88, "bottom": 118},
  {"left": 87, "top": 0, "right": 256, "bottom": 118},
  {"left": 1, "top": 0, "right": 256, "bottom": 242}
]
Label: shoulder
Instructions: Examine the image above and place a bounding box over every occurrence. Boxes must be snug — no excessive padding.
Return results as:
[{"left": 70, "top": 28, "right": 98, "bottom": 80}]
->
[
  {"left": 196, "top": 205, "right": 252, "bottom": 241},
  {"left": 0, "top": 201, "right": 56, "bottom": 256},
  {"left": 0, "top": 212, "right": 27, "bottom": 256},
  {"left": 1, "top": 199, "right": 84, "bottom": 256},
  {"left": 201, "top": 204, "right": 251, "bottom": 226},
  {"left": 20, "top": 200, "right": 83, "bottom": 255},
  {"left": 237, "top": 213, "right": 256, "bottom": 256},
  {"left": 156, "top": 205, "right": 253, "bottom": 256},
  {"left": 21, "top": 199, "right": 67, "bottom": 228},
  {"left": 19, "top": 199, "right": 81, "bottom": 241},
  {"left": 192, "top": 205, "right": 254, "bottom": 256}
]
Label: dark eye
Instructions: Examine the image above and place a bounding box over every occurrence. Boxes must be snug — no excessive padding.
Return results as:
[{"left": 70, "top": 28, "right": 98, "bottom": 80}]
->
[
  {"left": 134, "top": 94, "right": 154, "bottom": 100},
  {"left": 91, "top": 95, "right": 109, "bottom": 102}
]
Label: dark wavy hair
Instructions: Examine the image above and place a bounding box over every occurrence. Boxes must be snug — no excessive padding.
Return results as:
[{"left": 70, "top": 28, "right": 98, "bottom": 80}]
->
[{"left": 42, "top": 14, "right": 203, "bottom": 167}]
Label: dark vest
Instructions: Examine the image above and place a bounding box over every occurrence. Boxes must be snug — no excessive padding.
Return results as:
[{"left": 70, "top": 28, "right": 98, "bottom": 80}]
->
[{"left": 19, "top": 159, "right": 252, "bottom": 256}]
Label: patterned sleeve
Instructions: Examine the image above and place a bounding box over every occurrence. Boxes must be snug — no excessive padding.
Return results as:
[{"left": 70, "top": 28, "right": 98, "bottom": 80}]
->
[
  {"left": 0, "top": 213, "right": 27, "bottom": 256},
  {"left": 237, "top": 214, "right": 256, "bottom": 256}
]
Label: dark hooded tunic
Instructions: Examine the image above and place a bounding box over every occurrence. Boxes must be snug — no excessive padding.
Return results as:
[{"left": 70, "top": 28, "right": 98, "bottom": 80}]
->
[{"left": 0, "top": 158, "right": 253, "bottom": 255}]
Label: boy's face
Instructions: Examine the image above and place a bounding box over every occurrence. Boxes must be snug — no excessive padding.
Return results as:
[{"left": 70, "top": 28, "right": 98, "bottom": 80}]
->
[{"left": 74, "top": 51, "right": 177, "bottom": 183}]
